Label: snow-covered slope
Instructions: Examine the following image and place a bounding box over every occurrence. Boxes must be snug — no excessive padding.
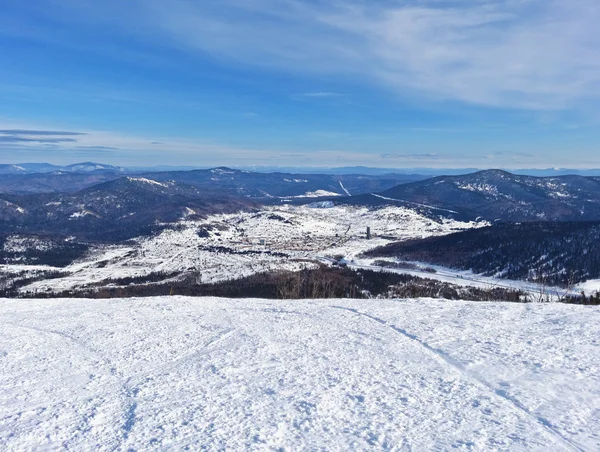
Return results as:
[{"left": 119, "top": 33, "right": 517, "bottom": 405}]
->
[
  {"left": 12, "top": 205, "right": 483, "bottom": 293},
  {"left": 1, "top": 297, "right": 598, "bottom": 451}
]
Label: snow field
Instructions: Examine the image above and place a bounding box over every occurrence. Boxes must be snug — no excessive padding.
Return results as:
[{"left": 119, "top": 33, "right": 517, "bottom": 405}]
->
[
  {"left": 576, "top": 280, "right": 600, "bottom": 295},
  {"left": 1, "top": 297, "right": 599, "bottom": 451}
]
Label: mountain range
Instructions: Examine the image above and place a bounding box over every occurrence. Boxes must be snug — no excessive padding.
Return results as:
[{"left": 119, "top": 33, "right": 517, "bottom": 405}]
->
[
  {"left": 4, "top": 161, "right": 600, "bottom": 177},
  {"left": 0, "top": 165, "right": 425, "bottom": 196},
  {"left": 2, "top": 167, "right": 600, "bottom": 243},
  {"left": 0, "top": 162, "right": 125, "bottom": 175}
]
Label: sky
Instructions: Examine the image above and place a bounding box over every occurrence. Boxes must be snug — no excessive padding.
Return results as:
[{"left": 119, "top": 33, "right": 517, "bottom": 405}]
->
[{"left": 1, "top": 0, "right": 599, "bottom": 169}]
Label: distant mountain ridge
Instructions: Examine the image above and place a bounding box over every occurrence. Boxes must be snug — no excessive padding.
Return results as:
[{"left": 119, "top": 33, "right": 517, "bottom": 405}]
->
[
  {"left": 0, "top": 166, "right": 425, "bottom": 196},
  {"left": 334, "top": 169, "right": 600, "bottom": 222},
  {"left": 139, "top": 167, "right": 425, "bottom": 199},
  {"left": 0, "top": 172, "right": 123, "bottom": 194},
  {"left": 5, "top": 161, "right": 600, "bottom": 177},
  {"left": 0, "top": 162, "right": 125, "bottom": 175}
]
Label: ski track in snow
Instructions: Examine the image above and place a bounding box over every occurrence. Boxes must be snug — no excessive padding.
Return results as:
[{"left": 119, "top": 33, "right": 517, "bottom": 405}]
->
[
  {"left": 339, "top": 181, "right": 351, "bottom": 196},
  {"left": 330, "top": 306, "right": 584, "bottom": 452},
  {"left": 371, "top": 193, "right": 459, "bottom": 214},
  {"left": 1, "top": 297, "right": 599, "bottom": 451}
]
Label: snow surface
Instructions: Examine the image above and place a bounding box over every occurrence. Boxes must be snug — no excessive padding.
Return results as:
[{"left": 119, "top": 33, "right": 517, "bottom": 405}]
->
[
  {"left": 576, "top": 280, "right": 600, "bottom": 295},
  {"left": 126, "top": 177, "right": 171, "bottom": 188},
  {"left": 1, "top": 297, "right": 599, "bottom": 451},
  {"left": 2, "top": 236, "right": 55, "bottom": 254},
  {"left": 0, "top": 200, "right": 26, "bottom": 215},
  {"left": 339, "top": 180, "right": 351, "bottom": 196}
]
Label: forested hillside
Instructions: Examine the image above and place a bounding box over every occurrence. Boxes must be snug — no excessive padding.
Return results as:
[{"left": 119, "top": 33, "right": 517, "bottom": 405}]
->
[
  {"left": 338, "top": 170, "right": 600, "bottom": 222},
  {"left": 366, "top": 222, "right": 600, "bottom": 286}
]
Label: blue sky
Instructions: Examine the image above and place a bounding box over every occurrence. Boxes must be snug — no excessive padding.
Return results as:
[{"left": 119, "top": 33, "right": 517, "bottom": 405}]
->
[{"left": 1, "top": 0, "right": 599, "bottom": 168}]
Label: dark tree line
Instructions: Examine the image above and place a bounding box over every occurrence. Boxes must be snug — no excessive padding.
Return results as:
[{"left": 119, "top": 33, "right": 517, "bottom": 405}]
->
[
  {"left": 15, "top": 266, "right": 528, "bottom": 302},
  {"left": 198, "top": 245, "right": 288, "bottom": 257},
  {"left": 564, "top": 291, "right": 600, "bottom": 305}
]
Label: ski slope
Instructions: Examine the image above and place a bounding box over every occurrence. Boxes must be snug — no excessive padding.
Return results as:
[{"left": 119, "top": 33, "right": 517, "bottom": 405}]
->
[{"left": 1, "top": 297, "right": 599, "bottom": 451}]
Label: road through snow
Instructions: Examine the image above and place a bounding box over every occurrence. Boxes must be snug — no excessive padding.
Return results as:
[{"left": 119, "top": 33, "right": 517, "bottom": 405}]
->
[{"left": 1, "top": 297, "right": 599, "bottom": 451}]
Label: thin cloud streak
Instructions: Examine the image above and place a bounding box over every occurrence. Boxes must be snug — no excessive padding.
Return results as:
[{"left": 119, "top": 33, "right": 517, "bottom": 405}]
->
[
  {"left": 1, "top": 119, "right": 598, "bottom": 169},
  {"left": 76, "top": 146, "right": 118, "bottom": 151},
  {"left": 0, "top": 136, "right": 79, "bottom": 144},
  {"left": 0, "top": 129, "right": 88, "bottom": 136}
]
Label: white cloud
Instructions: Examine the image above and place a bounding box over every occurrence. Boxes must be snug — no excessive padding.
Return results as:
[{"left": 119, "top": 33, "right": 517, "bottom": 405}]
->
[
  {"left": 125, "top": 0, "right": 600, "bottom": 109},
  {"left": 3, "top": 2, "right": 599, "bottom": 168},
  {"left": 8, "top": 1, "right": 599, "bottom": 110}
]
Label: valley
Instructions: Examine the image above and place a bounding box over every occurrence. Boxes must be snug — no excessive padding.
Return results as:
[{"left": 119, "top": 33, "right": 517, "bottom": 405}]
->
[
  {"left": 1, "top": 204, "right": 482, "bottom": 296},
  {"left": 5, "top": 6, "right": 600, "bottom": 450},
  {"left": 2, "top": 165, "right": 600, "bottom": 300}
]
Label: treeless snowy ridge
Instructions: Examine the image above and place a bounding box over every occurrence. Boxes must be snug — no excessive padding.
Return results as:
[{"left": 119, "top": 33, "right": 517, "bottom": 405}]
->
[{"left": 1, "top": 297, "right": 599, "bottom": 451}]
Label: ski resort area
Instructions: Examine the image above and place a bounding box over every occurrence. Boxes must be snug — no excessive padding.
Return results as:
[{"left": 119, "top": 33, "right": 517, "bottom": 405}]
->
[
  {"left": 2, "top": 204, "right": 484, "bottom": 296},
  {"left": 3, "top": 0, "right": 600, "bottom": 448},
  {"left": 1, "top": 296, "right": 599, "bottom": 451}
]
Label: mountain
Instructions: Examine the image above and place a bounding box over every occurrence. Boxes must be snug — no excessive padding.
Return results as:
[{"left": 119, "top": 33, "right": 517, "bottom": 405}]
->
[
  {"left": 237, "top": 166, "right": 453, "bottom": 176},
  {"left": 334, "top": 169, "right": 600, "bottom": 222},
  {"left": 240, "top": 166, "right": 600, "bottom": 177},
  {"left": 0, "top": 177, "right": 256, "bottom": 241},
  {"left": 512, "top": 168, "right": 600, "bottom": 177},
  {"left": 11, "top": 163, "right": 62, "bottom": 173},
  {"left": 61, "top": 162, "right": 125, "bottom": 173}
]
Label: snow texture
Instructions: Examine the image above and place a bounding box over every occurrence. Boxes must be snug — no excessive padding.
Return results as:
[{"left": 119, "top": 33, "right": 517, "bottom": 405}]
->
[
  {"left": 0, "top": 297, "right": 598, "bottom": 451},
  {"left": 287, "top": 190, "right": 342, "bottom": 198},
  {"left": 125, "top": 177, "right": 171, "bottom": 188}
]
